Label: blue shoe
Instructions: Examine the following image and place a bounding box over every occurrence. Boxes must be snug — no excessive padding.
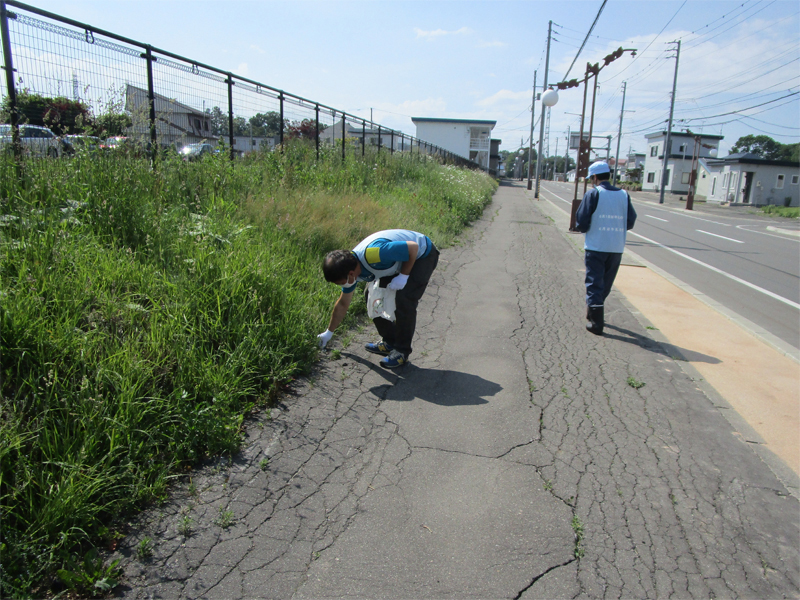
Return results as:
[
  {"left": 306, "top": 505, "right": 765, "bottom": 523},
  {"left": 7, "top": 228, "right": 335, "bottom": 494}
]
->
[
  {"left": 365, "top": 340, "right": 393, "bottom": 356},
  {"left": 380, "top": 350, "right": 408, "bottom": 369}
]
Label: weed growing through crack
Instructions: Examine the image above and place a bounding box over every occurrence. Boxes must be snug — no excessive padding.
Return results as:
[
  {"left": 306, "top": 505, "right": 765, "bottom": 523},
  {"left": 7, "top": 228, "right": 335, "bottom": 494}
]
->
[
  {"left": 646, "top": 325, "right": 658, "bottom": 330},
  {"left": 260, "top": 458, "right": 270, "bottom": 471},
  {"left": 627, "top": 377, "right": 646, "bottom": 389},
  {"left": 214, "top": 506, "right": 235, "bottom": 528},
  {"left": 178, "top": 515, "right": 193, "bottom": 537},
  {"left": 136, "top": 537, "right": 154, "bottom": 560},
  {"left": 330, "top": 349, "right": 342, "bottom": 360},
  {"left": 187, "top": 481, "right": 198, "bottom": 497},
  {"left": 572, "top": 516, "right": 585, "bottom": 558},
  {"left": 543, "top": 480, "right": 553, "bottom": 491}
]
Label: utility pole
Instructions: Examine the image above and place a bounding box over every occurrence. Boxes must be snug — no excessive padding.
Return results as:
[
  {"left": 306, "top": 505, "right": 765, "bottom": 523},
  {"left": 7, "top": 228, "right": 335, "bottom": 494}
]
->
[
  {"left": 660, "top": 40, "right": 680, "bottom": 204},
  {"left": 552, "top": 137, "right": 558, "bottom": 181},
  {"left": 565, "top": 125, "right": 570, "bottom": 181},
  {"left": 534, "top": 20, "right": 552, "bottom": 198},
  {"left": 613, "top": 81, "right": 626, "bottom": 186},
  {"left": 526, "top": 70, "right": 537, "bottom": 190}
]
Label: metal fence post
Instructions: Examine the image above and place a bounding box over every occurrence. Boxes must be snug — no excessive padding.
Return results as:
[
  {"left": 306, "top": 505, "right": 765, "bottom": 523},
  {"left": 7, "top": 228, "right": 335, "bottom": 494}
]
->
[
  {"left": 341, "top": 113, "right": 345, "bottom": 161},
  {"left": 227, "top": 74, "right": 234, "bottom": 161},
  {"left": 315, "top": 103, "right": 319, "bottom": 160},
  {"left": 362, "top": 120, "right": 365, "bottom": 157},
  {"left": 144, "top": 45, "right": 157, "bottom": 164},
  {"left": 1, "top": 1, "right": 20, "bottom": 159},
  {"left": 279, "top": 92, "right": 284, "bottom": 148},
  {"left": 377, "top": 125, "right": 381, "bottom": 154},
  {"left": 390, "top": 130, "right": 394, "bottom": 154}
]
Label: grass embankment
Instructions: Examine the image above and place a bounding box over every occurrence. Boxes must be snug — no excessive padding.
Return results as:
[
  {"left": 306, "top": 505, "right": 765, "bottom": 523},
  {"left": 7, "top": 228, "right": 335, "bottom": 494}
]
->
[{"left": 0, "top": 142, "right": 496, "bottom": 597}]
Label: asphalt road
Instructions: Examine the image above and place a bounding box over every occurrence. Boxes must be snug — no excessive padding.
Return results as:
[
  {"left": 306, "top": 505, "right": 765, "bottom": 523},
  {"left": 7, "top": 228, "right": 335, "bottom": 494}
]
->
[{"left": 540, "top": 181, "right": 800, "bottom": 351}]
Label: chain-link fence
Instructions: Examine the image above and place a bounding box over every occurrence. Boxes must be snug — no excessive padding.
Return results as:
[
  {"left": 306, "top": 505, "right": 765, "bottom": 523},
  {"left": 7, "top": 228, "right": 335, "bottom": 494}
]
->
[{"left": 0, "top": 0, "right": 477, "bottom": 168}]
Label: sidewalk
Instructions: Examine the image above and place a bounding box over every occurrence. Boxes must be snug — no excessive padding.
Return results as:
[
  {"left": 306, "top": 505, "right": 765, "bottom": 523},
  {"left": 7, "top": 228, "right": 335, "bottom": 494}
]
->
[{"left": 113, "top": 181, "right": 800, "bottom": 599}]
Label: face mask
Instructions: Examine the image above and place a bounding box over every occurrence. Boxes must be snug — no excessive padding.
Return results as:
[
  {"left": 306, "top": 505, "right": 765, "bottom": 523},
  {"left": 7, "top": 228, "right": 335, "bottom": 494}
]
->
[{"left": 342, "top": 274, "right": 356, "bottom": 287}]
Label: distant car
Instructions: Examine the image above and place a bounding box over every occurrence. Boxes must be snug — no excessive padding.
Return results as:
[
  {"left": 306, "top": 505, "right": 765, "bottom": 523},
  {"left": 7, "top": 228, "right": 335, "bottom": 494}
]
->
[
  {"left": 63, "top": 134, "right": 102, "bottom": 155},
  {"left": 102, "top": 136, "right": 129, "bottom": 151},
  {"left": 0, "top": 124, "right": 62, "bottom": 157},
  {"left": 180, "top": 142, "right": 218, "bottom": 161}
]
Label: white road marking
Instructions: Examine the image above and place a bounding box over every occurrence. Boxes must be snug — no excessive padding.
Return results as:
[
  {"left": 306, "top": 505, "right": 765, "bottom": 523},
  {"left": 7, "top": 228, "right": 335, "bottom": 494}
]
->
[
  {"left": 738, "top": 224, "right": 800, "bottom": 242},
  {"left": 629, "top": 231, "right": 800, "bottom": 310},
  {"left": 697, "top": 230, "right": 744, "bottom": 244},
  {"left": 645, "top": 215, "right": 668, "bottom": 222}
]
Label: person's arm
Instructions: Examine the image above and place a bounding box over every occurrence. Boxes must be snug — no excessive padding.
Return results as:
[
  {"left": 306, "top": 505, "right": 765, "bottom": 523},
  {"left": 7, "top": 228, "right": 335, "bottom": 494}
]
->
[
  {"left": 327, "top": 290, "right": 354, "bottom": 331},
  {"left": 398, "top": 241, "right": 418, "bottom": 275},
  {"left": 626, "top": 193, "right": 637, "bottom": 230},
  {"left": 575, "top": 189, "right": 599, "bottom": 233},
  {"left": 318, "top": 290, "right": 353, "bottom": 348}
]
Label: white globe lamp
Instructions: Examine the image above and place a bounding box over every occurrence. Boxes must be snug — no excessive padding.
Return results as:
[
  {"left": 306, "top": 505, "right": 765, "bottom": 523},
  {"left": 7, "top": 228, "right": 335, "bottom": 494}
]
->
[{"left": 541, "top": 88, "right": 559, "bottom": 107}]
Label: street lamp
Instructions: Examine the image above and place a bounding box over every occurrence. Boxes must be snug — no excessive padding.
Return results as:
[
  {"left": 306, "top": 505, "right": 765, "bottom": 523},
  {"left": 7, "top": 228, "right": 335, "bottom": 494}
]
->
[{"left": 534, "top": 88, "right": 559, "bottom": 198}]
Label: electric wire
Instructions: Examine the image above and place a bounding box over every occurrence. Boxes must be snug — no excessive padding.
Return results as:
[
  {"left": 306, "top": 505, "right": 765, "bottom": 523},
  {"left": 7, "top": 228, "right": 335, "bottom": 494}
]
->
[{"left": 562, "top": 0, "right": 609, "bottom": 80}]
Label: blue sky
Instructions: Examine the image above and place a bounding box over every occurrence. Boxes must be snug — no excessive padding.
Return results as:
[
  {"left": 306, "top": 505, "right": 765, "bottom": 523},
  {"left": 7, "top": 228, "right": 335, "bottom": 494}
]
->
[{"left": 16, "top": 0, "right": 800, "bottom": 157}]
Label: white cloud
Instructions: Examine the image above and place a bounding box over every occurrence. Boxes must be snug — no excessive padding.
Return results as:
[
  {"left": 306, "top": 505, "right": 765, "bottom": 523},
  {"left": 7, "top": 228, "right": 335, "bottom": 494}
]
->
[
  {"left": 414, "top": 26, "right": 472, "bottom": 40},
  {"left": 233, "top": 63, "right": 249, "bottom": 77}
]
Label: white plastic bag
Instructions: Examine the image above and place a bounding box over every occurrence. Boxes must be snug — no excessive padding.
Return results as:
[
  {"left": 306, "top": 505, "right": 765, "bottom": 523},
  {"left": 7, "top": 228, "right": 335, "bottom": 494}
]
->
[{"left": 367, "top": 280, "right": 397, "bottom": 322}]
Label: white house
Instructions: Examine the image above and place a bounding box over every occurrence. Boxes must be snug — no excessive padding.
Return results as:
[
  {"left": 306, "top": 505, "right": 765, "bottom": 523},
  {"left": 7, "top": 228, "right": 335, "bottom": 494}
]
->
[
  {"left": 320, "top": 120, "right": 400, "bottom": 150},
  {"left": 411, "top": 117, "right": 496, "bottom": 170},
  {"left": 703, "top": 153, "right": 800, "bottom": 206},
  {"left": 642, "top": 131, "right": 723, "bottom": 194},
  {"left": 620, "top": 152, "right": 646, "bottom": 183}
]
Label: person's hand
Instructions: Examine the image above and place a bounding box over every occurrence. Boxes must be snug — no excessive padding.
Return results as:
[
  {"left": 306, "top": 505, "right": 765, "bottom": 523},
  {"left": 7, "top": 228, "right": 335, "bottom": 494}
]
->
[
  {"left": 317, "top": 330, "right": 334, "bottom": 348},
  {"left": 387, "top": 274, "right": 408, "bottom": 290}
]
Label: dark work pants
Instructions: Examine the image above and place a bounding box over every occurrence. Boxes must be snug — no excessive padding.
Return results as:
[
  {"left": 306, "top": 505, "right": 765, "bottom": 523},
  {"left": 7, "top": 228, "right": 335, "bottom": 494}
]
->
[
  {"left": 584, "top": 250, "right": 622, "bottom": 307},
  {"left": 365, "top": 247, "right": 439, "bottom": 357}
]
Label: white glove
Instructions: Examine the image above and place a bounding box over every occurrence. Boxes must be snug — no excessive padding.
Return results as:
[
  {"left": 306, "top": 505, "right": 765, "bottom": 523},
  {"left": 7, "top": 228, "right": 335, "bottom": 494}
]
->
[
  {"left": 387, "top": 274, "right": 408, "bottom": 290},
  {"left": 317, "top": 329, "right": 334, "bottom": 348}
]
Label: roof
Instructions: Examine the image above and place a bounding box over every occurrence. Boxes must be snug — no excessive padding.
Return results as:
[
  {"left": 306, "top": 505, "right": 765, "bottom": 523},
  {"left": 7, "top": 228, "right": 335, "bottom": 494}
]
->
[
  {"left": 707, "top": 152, "right": 800, "bottom": 167},
  {"left": 645, "top": 131, "right": 724, "bottom": 141},
  {"left": 412, "top": 117, "right": 497, "bottom": 127}
]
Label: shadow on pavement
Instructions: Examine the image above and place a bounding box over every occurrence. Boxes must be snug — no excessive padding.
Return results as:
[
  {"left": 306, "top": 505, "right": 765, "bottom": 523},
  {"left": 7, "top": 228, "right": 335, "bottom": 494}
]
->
[
  {"left": 604, "top": 324, "right": 721, "bottom": 364},
  {"left": 343, "top": 353, "right": 502, "bottom": 406}
]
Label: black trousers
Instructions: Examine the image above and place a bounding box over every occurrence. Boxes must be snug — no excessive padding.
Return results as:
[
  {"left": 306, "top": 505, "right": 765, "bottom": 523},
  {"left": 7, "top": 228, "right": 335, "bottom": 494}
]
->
[
  {"left": 365, "top": 247, "right": 439, "bottom": 357},
  {"left": 584, "top": 250, "right": 622, "bottom": 307}
]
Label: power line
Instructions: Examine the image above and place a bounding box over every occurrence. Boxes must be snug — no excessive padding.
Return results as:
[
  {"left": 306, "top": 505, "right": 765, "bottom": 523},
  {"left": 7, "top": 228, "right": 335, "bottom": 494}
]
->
[
  {"left": 678, "top": 91, "right": 799, "bottom": 122},
  {"left": 562, "top": 0, "right": 608, "bottom": 80},
  {"left": 601, "top": 0, "right": 687, "bottom": 84}
]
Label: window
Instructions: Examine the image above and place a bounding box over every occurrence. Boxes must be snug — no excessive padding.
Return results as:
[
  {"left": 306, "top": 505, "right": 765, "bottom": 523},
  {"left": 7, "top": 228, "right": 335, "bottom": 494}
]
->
[
  {"left": 650, "top": 146, "right": 658, "bottom": 157},
  {"left": 678, "top": 144, "right": 686, "bottom": 153},
  {"left": 647, "top": 172, "right": 655, "bottom": 183},
  {"left": 792, "top": 175, "right": 799, "bottom": 185},
  {"left": 711, "top": 177, "right": 717, "bottom": 196},
  {"left": 681, "top": 172, "right": 691, "bottom": 184},
  {"left": 776, "top": 174, "right": 785, "bottom": 189},
  {"left": 722, "top": 173, "right": 728, "bottom": 187}
]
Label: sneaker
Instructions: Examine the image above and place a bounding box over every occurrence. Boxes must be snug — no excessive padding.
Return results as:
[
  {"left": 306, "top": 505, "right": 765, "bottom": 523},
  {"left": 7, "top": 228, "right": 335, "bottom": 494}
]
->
[
  {"left": 365, "top": 340, "right": 393, "bottom": 356},
  {"left": 380, "top": 350, "right": 408, "bottom": 369}
]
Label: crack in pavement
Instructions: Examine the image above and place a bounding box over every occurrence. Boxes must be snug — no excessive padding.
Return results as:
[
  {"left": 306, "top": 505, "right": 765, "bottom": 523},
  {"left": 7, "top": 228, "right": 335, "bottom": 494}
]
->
[{"left": 111, "top": 182, "right": 799, "bottom": 599}]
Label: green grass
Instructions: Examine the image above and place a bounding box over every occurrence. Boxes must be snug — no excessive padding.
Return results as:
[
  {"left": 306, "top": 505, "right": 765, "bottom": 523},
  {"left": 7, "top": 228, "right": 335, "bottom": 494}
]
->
[
  {"left": 0, "top": 141, "right": 496, "bottom": 597},
  {"left": 759, "top": 205, "right": 799, "bottom": 218}
]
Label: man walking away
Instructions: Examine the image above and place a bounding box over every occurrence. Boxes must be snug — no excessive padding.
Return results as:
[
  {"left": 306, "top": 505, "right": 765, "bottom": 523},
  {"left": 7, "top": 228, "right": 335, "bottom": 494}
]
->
[
  {"left": 575, "top": 161, "right": 637, "bottom": 335},
  {"left": 317, "top": 229, "right": 439, "bottom": 368}
]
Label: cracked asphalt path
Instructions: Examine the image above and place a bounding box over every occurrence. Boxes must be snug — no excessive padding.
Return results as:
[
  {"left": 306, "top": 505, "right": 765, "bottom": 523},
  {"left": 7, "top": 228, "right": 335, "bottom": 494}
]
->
[{"left": 114, "top": 181, "right": 799, "bottom": 599}]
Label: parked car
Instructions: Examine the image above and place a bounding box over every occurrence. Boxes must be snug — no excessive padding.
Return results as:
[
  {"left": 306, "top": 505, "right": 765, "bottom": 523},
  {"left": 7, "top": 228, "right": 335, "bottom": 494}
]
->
[
  {"left": 63, "top": 134, "right": 102, "bottom": 156},
  {"left": 180, "top": 142, "right": 218, "bottom": 161},
  {"left": 0, "top": 124, "right": 62, "bottom": 157},
  {"left": 101, "top": 136, "right": 129, "bottom": 151}
]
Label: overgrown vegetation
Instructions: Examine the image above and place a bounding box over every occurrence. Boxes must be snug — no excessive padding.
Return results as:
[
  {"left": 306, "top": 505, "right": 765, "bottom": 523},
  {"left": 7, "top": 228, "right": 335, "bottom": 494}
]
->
[
  {"left": 0, "top": 141, "right": 496, "bottom": 597},
  {"left": 759, "top": 205, "right": 799, "bottom": 218}
]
